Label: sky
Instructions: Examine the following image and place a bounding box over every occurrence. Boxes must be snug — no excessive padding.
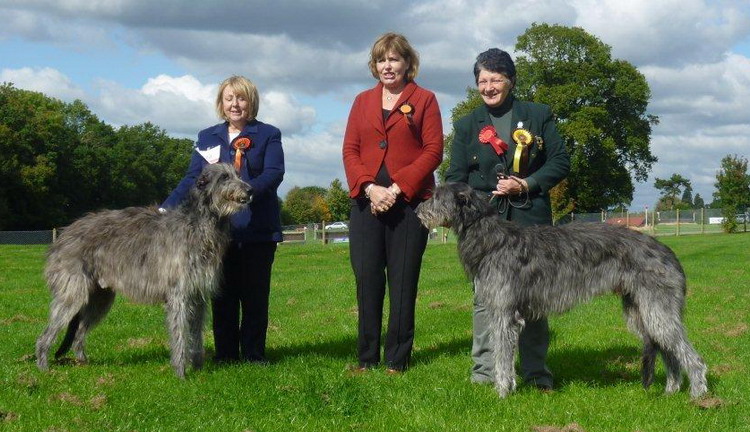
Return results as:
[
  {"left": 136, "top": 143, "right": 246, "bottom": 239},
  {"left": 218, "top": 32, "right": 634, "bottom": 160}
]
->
[{"left": 1, "top": 0, "right": 749, "bottom": 211}]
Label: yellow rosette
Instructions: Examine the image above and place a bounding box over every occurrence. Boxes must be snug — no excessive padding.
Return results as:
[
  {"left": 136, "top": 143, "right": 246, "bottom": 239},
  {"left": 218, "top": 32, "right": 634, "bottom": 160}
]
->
[{"left": 511, "top": 129, "right": 533, "bottom": 175}]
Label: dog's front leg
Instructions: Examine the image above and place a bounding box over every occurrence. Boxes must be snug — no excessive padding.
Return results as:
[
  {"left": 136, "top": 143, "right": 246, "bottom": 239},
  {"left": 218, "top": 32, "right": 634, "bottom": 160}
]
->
[
  {"left": 166, "top": 291, "right": 190, "bottom": 378},
  {"left": 187, "top": 294, "right": 206, "bottom": 370},
  {"left": 490, "top": 310, "right": 521, "bottom": 398}
]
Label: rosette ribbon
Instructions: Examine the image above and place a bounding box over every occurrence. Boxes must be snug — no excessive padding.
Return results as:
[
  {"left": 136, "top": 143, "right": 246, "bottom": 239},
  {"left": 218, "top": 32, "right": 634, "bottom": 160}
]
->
[
  {"left": 231, "top": 136, "right": 252, "bottom": 173},
  {"left": 399, "top": 102, "right": 415, "bottom": 126},
  {"left": 511, "top": 128, "right": 533, "bottom": 176},
  {"left": 478, "top": 125, "right": 508, "bottom": 156}
]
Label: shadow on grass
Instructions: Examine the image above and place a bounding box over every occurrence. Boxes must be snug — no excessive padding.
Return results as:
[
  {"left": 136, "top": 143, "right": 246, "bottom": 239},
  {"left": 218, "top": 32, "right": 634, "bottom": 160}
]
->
[
  {"left": 548, "top": 344, "right": 642, "bottom": 388},
  {"left": 268, "top": 335, "right": 357, "bottom": 362}
]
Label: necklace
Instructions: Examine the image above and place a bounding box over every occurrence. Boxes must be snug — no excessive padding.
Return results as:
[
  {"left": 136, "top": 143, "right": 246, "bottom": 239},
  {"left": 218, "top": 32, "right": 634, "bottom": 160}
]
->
[{"left": 384, "top": 92, "right": 402, "bottom": 102}]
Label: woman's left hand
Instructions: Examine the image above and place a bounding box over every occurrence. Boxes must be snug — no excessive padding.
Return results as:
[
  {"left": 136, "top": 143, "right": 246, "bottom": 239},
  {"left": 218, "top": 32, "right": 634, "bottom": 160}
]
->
[
  {"left": 370, "top": 183, "right": 401, "bottom": 214},
  {"left": 492, "top": 176, "right": 527, "bottom": 196}
]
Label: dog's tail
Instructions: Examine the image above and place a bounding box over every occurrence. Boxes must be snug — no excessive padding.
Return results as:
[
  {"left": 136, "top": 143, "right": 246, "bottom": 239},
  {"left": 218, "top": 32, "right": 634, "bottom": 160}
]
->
[{"left": 54, "top": 313, "right": 80, "bottom": 359}]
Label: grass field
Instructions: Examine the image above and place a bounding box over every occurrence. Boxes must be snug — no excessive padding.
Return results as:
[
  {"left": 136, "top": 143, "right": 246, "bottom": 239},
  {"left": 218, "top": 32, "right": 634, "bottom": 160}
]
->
[{"left": 0, "top": 233, "right": 748, "bottom": 431}]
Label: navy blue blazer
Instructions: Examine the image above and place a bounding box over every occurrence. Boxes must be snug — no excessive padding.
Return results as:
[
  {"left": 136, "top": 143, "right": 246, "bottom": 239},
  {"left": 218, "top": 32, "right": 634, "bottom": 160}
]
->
[{"left": 162, "top": 120, "right": 285, "bottom": 243}]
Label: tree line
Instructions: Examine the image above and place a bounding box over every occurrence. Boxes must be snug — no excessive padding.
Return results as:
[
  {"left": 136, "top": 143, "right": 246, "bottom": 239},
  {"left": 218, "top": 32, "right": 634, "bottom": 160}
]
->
[
  {"left": 3, "top": 23, "right": 748, "bottom": 231},
  {"left": 654, "top": 155, "right": 750, "bottom": 232},
  {"left": 0, "top": 83, "right": 350, "bottom": 230}
]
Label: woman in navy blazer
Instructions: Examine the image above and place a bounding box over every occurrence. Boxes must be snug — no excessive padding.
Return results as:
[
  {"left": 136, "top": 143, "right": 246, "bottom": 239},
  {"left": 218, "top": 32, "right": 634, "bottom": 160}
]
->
[
  {"left": 162, "top": 75, "right": 284, "bottom": 364},
  {"left": 343, "top": 33, "right": 443, "bottom": 373}
]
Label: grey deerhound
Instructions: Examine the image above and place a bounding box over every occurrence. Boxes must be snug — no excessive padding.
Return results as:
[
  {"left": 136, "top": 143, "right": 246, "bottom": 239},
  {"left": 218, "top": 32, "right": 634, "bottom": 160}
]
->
[
  {"left": 416, "top": 183, "right": 708, "bottom": 398},
  {"left": 36, "top": 163, "right": 252, "bottom": 378}
]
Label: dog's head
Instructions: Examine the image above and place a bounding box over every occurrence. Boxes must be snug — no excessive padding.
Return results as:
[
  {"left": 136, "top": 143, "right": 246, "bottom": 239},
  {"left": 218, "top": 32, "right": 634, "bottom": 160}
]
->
[
  {"left": 194, "top": 163, "right": 254, "bottom": 217},
  {"left": 416, "top": 183, "right": 491, "bottom": 229}
]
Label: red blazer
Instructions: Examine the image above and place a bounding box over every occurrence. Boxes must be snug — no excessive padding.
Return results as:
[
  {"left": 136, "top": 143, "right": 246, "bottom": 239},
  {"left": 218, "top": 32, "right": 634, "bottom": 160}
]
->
[{"left": 343, "top": 81, "right": 443, "bottom": 201}]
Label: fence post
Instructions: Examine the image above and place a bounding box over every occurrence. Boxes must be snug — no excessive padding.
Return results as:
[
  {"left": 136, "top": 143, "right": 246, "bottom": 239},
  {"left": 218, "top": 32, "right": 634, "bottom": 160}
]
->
[
  {"left": 676, "top": 209, "right": 680, "bottom": 236},
  {"left": 701, "top": 208, "right": 705, "bottom": 234}
]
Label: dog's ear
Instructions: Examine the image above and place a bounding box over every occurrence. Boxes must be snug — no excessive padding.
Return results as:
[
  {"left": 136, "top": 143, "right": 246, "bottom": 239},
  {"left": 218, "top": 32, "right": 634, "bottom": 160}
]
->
[
  {"left": 196, "top": 173, "right": 210, "bottom": 189},
  {"left": 456, "top": 189, "right": 472, "bottom": 206}
]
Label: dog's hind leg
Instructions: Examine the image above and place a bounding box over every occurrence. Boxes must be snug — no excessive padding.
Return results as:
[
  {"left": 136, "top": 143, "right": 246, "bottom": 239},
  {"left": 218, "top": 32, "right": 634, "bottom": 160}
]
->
[
  {"left": 621, "top": 295, "right": 657, "bottom": 389},
  {"left": 490, "top": 310, "right": 522, "bottom": 398},
  {"left": 660, "top": 349, "right": 683, "bottom": 394},
  {"left": 36, "top": 295, "right": 87, "bottom": 370},
  {"left": 68, "top": 288, "right": 116, "bottom": 364},
  {"left": 639, "top": 301, "right": 707, "bottom": 398},
  {"left": 54, "top": 313, "right": 81, "bottom": 360}
]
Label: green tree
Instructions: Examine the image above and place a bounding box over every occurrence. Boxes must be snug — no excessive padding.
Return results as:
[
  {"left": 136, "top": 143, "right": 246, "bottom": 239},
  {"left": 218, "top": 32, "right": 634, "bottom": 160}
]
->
[
  {"left": 654, "top": 173, "right": 691, "bottom": 211},
  {"left": 693, "top": 193, "right": 705, "bottom": 209},
  {"left": 325, "top": 178, "right": 350, "bottom": 222},
  {"left": 441, "top": 24, "right": 658, "bottom": 214},
  {"left": 110, "top": 123, "right": 192, "bottom": 208},
  {"left": 0, "top": 83, "right": 75, "bottom": 228},
  {"left": 515, "top": 24, "right": 657, "bottom": 211},
  {"left": 713, "top": 154, "right": 750, "bottom": 233},
  {"left": 282, "top": 186, "right": 328, "bottom": 224},
  {"left": 681, "top": 184, "right": 694, "bottom": 209},
  {"left": 0, "top": 83, "right": 193, "bottom": 229}
]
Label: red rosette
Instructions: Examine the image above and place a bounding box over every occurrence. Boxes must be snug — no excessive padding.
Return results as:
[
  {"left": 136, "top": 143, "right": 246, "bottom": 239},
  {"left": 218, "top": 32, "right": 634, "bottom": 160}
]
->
[
  {"left": 231, "top": 137, "right": 252, "bottom": 172},
  {"left": 478, "top": 125, "right": 508, "bottom": 155}
]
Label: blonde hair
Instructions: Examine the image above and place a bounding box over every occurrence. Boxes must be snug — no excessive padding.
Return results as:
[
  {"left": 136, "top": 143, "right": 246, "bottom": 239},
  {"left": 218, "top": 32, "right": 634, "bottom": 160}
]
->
[
  {"left": 215, "top": 75, "right": 259, "bottom": 121},
  {"left": 368, "top": 32, "right": 420, "bottom": 82}
]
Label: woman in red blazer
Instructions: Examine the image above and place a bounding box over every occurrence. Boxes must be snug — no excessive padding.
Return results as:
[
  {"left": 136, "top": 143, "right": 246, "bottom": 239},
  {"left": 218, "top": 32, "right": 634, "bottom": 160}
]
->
[{"left": 343, "top": 32, "right": 443, "bottom": 373}]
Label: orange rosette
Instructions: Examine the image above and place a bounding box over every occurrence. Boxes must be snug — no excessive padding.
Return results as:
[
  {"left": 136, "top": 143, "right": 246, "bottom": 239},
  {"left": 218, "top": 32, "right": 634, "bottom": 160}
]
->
[
  {"left": 231, "top": 137, "right": 252, "bottom": 173},
  {"left": 399, "top": 102, "right": 415, "bottom": 126}
]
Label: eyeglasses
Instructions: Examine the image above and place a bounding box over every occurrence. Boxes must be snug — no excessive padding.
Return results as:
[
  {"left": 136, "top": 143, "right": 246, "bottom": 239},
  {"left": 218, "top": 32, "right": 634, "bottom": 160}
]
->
[{"left": 477, "top": 78, "right": 512, "bottom": 88}]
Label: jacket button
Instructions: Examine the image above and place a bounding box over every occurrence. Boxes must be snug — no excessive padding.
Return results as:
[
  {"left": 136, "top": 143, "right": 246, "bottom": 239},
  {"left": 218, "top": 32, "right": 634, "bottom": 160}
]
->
[{"left": 379, "top": 140, "right": 387, "bottom": 149}]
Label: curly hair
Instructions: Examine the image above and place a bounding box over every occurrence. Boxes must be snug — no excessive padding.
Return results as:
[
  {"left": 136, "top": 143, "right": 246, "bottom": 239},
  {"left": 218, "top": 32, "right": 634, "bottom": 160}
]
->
[{"left": 473, "top": 48, "right": 516, "bottom": 85}]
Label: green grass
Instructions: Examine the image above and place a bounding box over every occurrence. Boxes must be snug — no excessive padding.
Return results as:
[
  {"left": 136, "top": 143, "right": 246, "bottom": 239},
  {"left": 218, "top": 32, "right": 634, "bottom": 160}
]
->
[{"left": 0, "top": 234, "right": 748, "bottom": 431}]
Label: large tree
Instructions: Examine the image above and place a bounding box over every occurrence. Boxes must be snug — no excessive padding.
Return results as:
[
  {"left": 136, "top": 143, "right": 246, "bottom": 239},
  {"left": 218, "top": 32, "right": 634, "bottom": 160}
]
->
[
  {"left": 654, "top": 173, "right": 691, "bottom": 211},
  {"left": 681, "top": 184, "right": 694, "bottom": 209},
  {"left": 282, "top": 186, "right": 329, "bottom": 224},
  {"left": 325, "top": 178, "right": 350, "bottom": 222},
  {"left": 440, "top": 24, "right": 657, "bottom": 214},
  {"left": 713, "top": 154, "right": 750, "bottom": 233}
]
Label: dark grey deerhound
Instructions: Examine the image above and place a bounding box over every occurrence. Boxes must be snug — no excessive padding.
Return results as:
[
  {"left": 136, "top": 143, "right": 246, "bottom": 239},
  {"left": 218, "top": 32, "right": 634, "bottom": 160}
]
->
[
  {"left": 416, "top": 183, "right": 708, "bottom": 399},
  {"left": 36, "top": 163, "right": 252, "bottom": 378}
]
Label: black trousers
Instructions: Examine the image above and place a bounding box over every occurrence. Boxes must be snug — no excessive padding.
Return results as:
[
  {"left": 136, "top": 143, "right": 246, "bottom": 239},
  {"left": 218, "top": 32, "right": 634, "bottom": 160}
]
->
[
  {"left": 212, "top": 241, "right": 277, "bottom": 362},
  {"left": 349, "top": 198, "right": 428, "bottom": 370}
]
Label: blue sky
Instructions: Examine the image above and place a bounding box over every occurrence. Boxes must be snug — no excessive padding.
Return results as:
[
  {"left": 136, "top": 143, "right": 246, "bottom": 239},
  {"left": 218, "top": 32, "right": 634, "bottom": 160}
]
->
[{"left": 1, "top": 0, "right": 749, "bottom": 210}]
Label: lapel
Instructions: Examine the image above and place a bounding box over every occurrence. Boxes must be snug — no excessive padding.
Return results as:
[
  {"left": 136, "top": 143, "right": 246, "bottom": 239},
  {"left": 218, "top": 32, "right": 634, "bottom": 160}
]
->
[
  {"left": 364, "top": 83, "right": 386, "bottom": 137},
  {"left": 385, "top": 81, "right": 418, "bottom": 132}
]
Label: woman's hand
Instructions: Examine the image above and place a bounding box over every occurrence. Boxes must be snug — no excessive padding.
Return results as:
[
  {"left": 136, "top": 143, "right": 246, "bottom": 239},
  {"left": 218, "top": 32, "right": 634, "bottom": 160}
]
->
[
  {"left": 492, "top": 176, "right": 527, "bottom": 196},
  {"left": 369, "top": 185, "right": 398, "bottom": 214}
]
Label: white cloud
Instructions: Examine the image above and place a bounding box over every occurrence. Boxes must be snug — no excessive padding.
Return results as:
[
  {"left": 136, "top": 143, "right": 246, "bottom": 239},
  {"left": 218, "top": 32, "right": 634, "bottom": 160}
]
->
[
  {"left": 643, "top": 53, "right": 750, "bottom": 133},
  {"left": 0, "top": 67, "right": 87, "bottom": 101},
  {"left": 2, "top": 0, "right": 750, "bottom": 209},
  {"left": 260, "top": 91, "right": 317, "bottom": 136},
  {"left": 572, "top": 0, "right": 750, "bottom": 67}
]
